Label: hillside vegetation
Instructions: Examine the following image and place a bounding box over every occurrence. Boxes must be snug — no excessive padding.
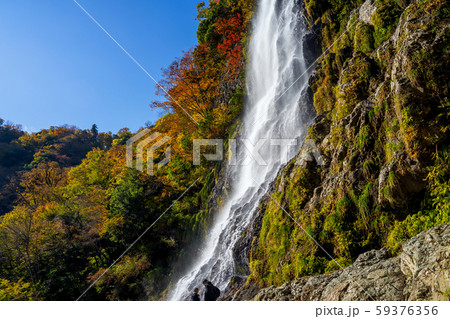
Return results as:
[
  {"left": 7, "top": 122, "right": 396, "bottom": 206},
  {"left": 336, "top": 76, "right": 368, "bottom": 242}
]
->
[{"left": 0, "top": 0, "right": 254, "bottom": 300}]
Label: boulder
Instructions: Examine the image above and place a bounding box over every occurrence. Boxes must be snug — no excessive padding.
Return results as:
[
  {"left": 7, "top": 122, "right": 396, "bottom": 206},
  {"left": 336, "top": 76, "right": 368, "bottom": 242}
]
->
[{"left": 230, "top": 225, "right": 450, "bottom": 301}]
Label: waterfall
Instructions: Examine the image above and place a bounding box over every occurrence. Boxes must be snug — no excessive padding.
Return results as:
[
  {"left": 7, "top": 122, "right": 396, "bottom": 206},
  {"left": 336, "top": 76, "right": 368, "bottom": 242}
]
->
[{"left": 169, "top": 0, "right": 314, "bottom": 300}]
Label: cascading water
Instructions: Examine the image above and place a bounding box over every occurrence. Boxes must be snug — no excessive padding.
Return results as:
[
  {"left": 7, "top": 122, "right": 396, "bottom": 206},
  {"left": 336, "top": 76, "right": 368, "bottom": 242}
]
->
[{"left": 169, "top": 0, "right": 315, "bottom": 300}]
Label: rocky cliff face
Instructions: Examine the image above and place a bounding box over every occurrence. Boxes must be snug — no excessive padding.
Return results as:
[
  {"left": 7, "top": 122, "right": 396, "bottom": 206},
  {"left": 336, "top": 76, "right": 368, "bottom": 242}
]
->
[
  {"left": 221, "top": 0, "right": 449, "bottom": 300},
  {"left": 225, "top": 224, "right": 450, "bottom": 300}
]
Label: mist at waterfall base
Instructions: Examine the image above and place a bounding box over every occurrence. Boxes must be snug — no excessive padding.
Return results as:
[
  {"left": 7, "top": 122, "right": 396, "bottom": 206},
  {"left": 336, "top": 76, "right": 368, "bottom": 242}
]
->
[{"left": 169, "top": 0, "right": 315, "bottom": 301}]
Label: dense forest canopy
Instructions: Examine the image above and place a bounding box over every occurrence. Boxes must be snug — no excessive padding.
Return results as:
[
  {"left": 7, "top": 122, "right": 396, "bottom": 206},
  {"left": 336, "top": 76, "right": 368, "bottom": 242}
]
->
[{"left": 0, "top": 0, "right": 254, "bottom": 300}]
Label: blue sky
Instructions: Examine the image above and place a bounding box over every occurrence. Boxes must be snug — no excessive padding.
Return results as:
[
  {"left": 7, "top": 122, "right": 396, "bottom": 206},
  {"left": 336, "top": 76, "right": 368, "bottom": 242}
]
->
[{"left": 0, "top": 0, "right": 199, "bottom": 133}]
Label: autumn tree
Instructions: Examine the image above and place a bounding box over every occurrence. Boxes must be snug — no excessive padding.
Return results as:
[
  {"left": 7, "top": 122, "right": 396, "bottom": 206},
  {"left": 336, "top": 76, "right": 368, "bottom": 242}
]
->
[
  {"left": 19, "top": 161, "right": 67, "bottom": 207},
  {"left": 0, "top": 206, "right": 41, "bottom": 284},
  {"left": 150, "top": 50, "right": 220, "bottom": 126},
  {"left": 215, "top": 13, "right": 245, "bottom": 78}
]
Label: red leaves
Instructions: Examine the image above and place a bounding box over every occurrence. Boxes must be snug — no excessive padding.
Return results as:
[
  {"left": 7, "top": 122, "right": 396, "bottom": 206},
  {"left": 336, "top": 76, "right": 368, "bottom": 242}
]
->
[
  {"left": 150, "top": 11, "right": 246, "bottom": 137},
  {"left": 215, "top": 14, "right": 245, "bottom": 77}
]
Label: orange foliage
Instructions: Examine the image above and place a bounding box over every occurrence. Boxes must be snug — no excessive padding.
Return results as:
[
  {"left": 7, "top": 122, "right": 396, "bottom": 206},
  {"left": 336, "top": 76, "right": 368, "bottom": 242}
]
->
[{"left": 150, "top": 50, "right": 219, "bottom": 126}]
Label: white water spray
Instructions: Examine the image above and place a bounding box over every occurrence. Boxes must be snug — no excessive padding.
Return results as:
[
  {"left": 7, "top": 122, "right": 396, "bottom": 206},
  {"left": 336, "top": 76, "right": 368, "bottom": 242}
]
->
[{"left": 169, "top": 0, "right": 314, "bottom": 300}]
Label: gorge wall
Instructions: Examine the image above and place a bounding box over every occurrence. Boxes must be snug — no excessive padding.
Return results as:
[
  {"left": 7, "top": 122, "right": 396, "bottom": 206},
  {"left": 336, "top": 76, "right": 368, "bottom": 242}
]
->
[
  {"left": 229, "top": 224, "right": 450, "bottom": 301},
  {"left": 221, "top": 0, "right": 449, "bottom": 300}
]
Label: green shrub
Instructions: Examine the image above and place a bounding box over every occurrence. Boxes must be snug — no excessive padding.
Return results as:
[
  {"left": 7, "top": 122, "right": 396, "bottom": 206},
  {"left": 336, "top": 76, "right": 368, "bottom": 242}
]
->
[
  {"left": 387, "top": 149, "right": 449, "bottom": 252},
  {"left": 354, "top": 23, "right": 375, "bottom": 54},
  {"left": 0, "top": 279, "right": 35, "bottom": 301},
  {"left": 372, "top": 0, "right": 402, "bottom": 47},
  {"left": 357, "top": 125, "right": 370, "bottom": 149},
  {"left": 335, "top": 54, "right": 373, "bottom": 120}
]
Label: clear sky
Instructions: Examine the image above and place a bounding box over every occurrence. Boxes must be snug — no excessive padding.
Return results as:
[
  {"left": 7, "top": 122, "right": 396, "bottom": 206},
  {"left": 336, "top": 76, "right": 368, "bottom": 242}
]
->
[{"left": 0, "top": 0, "right": 199, "bottom": 133}]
